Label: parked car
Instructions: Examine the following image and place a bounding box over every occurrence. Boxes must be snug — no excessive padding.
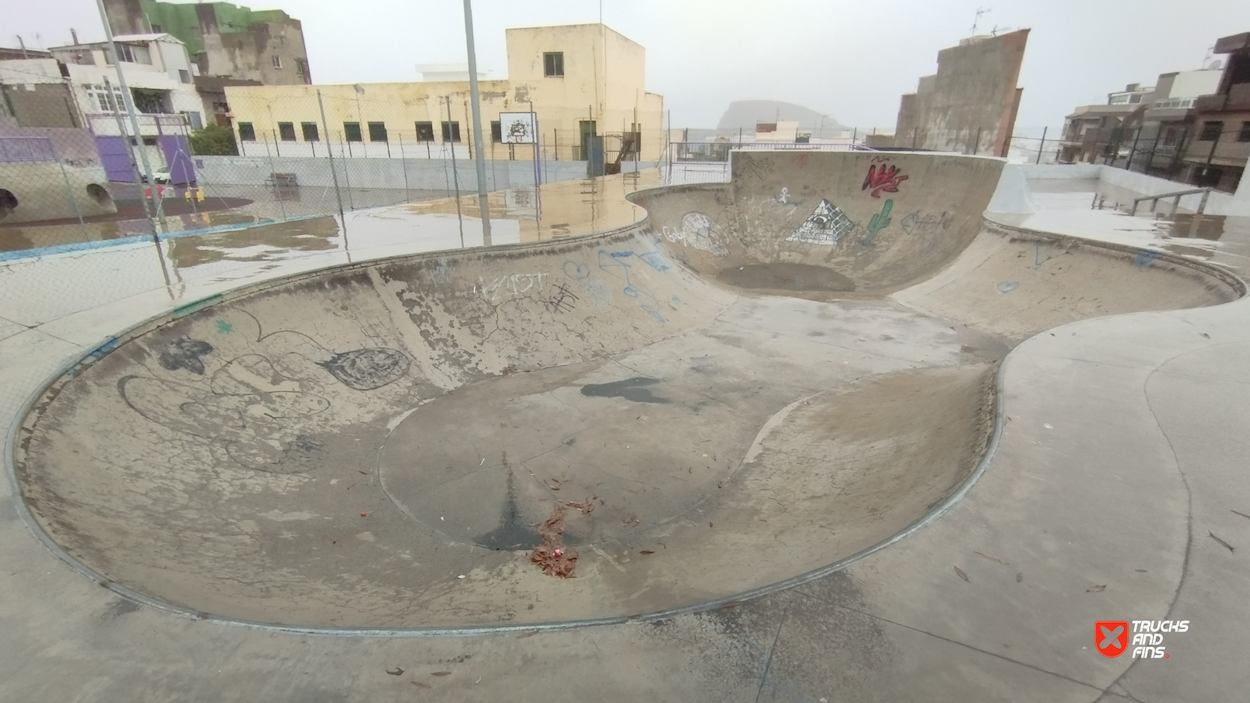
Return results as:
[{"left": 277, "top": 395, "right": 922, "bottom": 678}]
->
[{"left": 140, "top": 169, "right": 172, "bottom": 185}]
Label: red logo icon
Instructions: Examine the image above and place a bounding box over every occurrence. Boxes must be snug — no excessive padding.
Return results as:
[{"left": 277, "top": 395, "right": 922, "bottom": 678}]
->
[{"left": 1096, "top": 621, "right": 1130, "bottom": 657}]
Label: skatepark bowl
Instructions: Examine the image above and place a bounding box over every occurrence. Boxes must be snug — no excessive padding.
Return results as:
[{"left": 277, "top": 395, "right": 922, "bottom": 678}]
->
[{"left": 10, "top": 151, "right": 1243, "bottom": 631}]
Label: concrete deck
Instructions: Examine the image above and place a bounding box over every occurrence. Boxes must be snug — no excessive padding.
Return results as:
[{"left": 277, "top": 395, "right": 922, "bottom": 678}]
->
[{"left": 2, "top": 155, "right": 1248, "bottom": 701}]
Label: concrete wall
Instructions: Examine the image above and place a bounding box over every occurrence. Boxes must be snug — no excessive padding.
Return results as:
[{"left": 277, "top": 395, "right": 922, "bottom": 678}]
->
[
  {"left": 0, "top": 119, "right": 105, "bottom": 168},
  {"left": 191, "top": 154, "right": 655, "bottom": 191},
  {"left": 0, "top": 162, "right": 116, "bottom": 223},
  {"left": 1017, "top": 164, "right": 1103, "bottom": 180},
  {"left": 1014, "top": 163, "right": 1245, "bottom": 215},
  {"left": 104, "top": 0, "right": 312, "bottom": 86},
  {"left": 893, "top": 30, "right": 1029, "bottom": 157},
  {"left": 1170, "top": 69, "right": 1222, "bottom": 99},
  {"left": 0, "top": 83, "right": 82, "bottom": 129},
  {"left": 197, "top": 6, "right": 311, "bottom": 85}
]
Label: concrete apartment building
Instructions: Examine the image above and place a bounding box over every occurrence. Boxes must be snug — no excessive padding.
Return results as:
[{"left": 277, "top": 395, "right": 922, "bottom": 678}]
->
[
  {"left": 103, "top": 0, "right": 311, "bottom": 86},
  {"left": 1184, "top": 32, "right": 1250, "bottom": 192},
  {"left": 0, "top": 33, "right": 207, "bottom": 192},
  {"left": 224, "top": 23, "right": 664, "bottom": 163},
  {"left": 1057, "top": 83, "right": 1156, "bottom": 164},
  {"left": 889, "top": 29, "right": 1029, "bottom": 157}
]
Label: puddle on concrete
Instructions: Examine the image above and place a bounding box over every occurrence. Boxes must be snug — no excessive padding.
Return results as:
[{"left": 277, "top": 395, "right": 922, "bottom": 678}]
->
[
  {"left": 580, "top": 377, "right": 670, "bottom": 403},
  {"left": 717, "top": 263, "right": 856, "bottom": 292}
]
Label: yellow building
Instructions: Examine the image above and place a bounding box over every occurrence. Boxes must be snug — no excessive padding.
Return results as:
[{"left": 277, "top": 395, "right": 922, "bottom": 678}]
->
[{"left": 223, "top": 23, "right": 664, "bottom": 163}]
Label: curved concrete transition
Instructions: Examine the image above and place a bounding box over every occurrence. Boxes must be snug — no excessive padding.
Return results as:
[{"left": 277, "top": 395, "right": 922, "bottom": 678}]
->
[{"left": 12, "top": 152, "right": 1241, "bottom": 630}]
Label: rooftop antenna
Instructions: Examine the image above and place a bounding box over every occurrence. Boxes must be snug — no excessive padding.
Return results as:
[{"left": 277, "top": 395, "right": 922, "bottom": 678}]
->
[
  {"left": 1202, "top": 45, "right": 1216, "bottom": 69},
  {"left": 971, "top": 7, "right": 990, "bottom": 35}
]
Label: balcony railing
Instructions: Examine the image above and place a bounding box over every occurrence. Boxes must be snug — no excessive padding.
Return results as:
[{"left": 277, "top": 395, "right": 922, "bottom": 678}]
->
[{"left": 1151, "top": 97, "right": 1196, "bottom": 110}]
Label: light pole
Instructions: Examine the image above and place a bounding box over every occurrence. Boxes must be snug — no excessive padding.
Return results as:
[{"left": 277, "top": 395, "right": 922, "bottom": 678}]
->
[{"left": 462, "top": 0, "right": 491, "bottom": 244}]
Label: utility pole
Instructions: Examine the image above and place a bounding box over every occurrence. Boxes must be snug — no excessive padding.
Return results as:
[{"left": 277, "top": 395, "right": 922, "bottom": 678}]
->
[
  {"left": 95, "top": 0, "right": 164, "bottom": 224},
  {"left": 462, "top": 0, "right": 491, "bottom": 243}
]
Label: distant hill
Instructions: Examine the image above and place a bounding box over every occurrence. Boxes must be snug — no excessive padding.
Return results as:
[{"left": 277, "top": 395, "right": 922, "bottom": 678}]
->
[{"left": 716, "top": 100, "right": 849, "bottom": 138}]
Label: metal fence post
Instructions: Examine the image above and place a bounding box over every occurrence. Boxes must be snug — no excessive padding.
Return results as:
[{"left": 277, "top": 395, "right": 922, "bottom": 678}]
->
[
  {"left": 316, "top": 89, "right": 346, "bottom": 223},
  {"left": 261, "top": 134, "right": 286, "bottom": 220},
  {"left": 340, "top": 137, "right": 356, "bottom": 210},
  {"left": 1148, "top": 127, "right": 1163, "bottom": 173},
  {"left": 399, "top": 138, "right": 410, "bottom": 203},
  {"left": 1203, "top": 124, "right": 1223, "bottom": 180},
  {"left": 48, "top": 139, "right": 88, "bottom": 240},
  {"left": 1036, "top": 126, "right": 1047, "bottom": 164},
  {"left": 1125, "top": 127, "right": 1141, "bottom": 172},
  {"left": 103, "top": 78, "right": 154, "bottom": 231}
]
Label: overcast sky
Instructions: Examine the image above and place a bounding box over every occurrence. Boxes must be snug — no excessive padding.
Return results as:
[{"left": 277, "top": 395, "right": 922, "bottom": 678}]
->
[{"left": 9, "top": 0, "right": 1250, "bottom": 134}]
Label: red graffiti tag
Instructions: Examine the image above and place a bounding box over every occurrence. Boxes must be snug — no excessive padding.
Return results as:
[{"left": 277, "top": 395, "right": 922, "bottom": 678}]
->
[{"left": 862, "top": 163, "right": 908, "bottom": 198}]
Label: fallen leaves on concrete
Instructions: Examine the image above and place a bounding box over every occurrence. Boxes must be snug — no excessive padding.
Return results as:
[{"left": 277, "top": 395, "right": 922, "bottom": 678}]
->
[
  {"left": 386, "top": 667, "right": 404, "bottom": 676},
  {"left": 1087, "top": 584, "right": 1106, "bottom": 593},
  {"left": 954, "top": 566, "right": 969, "bottom": 582},
  {"left": 973, "top": 551, "right": 1007, "bottom": 565},
  {"left": 529, "top": 504, "right": 578, "bottom": 578},
  {"left": 432, "top": 671, "right": 452, "bottom": 677},
  {"left": 564, "top": 498, "right": 596, "bottom": 515}
]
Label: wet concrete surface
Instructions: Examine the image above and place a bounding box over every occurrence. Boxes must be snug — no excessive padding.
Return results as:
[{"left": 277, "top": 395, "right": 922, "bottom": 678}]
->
[
  {"left": 716, "top": 262, "right": 857, "bottom": 291},
  {"left": 4, "top": 156, "right": 1250, "bottom": 700},
  {"left": 11, "top": 152, "right": 1240, "bottom": 629}
]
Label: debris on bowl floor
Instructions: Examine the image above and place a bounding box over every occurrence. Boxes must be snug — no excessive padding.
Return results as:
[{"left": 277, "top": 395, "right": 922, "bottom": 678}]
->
[{"left": 529, "top": 504, "right": 578, "bottom": 578}]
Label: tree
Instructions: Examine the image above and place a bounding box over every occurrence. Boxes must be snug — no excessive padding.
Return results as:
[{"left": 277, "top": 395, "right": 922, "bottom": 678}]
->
[{"left": 189, "top": 124, "right": 238, "bottom": 156}]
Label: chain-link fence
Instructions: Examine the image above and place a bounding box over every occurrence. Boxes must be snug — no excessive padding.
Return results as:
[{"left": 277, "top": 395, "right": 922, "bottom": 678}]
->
[{"left": 1, "top": 79, "right": 656, "bottom": 260}]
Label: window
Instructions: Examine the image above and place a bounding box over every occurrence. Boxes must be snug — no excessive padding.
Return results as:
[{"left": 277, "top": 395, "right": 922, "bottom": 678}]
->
[
  {"left": 368, "top": 121, "right": 388, "bottom": 142},
  {"left": 115, "top": 43, "right": 152, "bottom": 65},
  {"left": 1239, "top": 121, "right": 1250, "bottom": 143},
  {"left": 344, "top": 122, "right": 362, "bottom": 142},
  {"left": 1199, "top": 121, "right": 1223, "bottom": 141},
  {"left": 490, "top": 121, "right": 502, "bottom": 143},
  {"left": 441, "top": 121, "right": 461, "bottom": 142},
  {"left": 85, "top": 84, "right": 125, "bottom": 112},
  {"left": 271, "top": 55, "right": 282, "bottom": 69},
  {"left": 415, "top": 121, "right": 434, "bottom": 141},
  {"left": 543, "top": 51, "right": 564, "bottom": 77},
  {"left": 178, "top": 69, "right": 190, "bottom": 84},
  {"left": 238, "top": 122, "right": 256, "bottom": 141},
  {"left": 181, "top": 111, "right": 203, "bottom": 129},
  {"left": 278, "top": 122, "right": 296, "bottom": 141},
  {"left": 295, "top": 58, "right": 307, "bottom": 78},
  {"left": 130, "top": 88, "right": 169, "bottom": 114},
  {"left": 150, "top": 24, "right": 162, "bottom": 33},
  {"left": 302, "top": 122, "right": 319, "bottom": 141}
]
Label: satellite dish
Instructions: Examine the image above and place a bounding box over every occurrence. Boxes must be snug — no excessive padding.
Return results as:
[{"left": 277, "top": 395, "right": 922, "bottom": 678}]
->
[{"left": 1208, "top": 60, "right": 1223, "bottom": 71}]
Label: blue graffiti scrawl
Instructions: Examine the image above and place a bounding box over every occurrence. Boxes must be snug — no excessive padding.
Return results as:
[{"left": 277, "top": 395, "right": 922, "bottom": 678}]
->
[{"left": 597, "top": 243, "right": 677, "bottom": 323}]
